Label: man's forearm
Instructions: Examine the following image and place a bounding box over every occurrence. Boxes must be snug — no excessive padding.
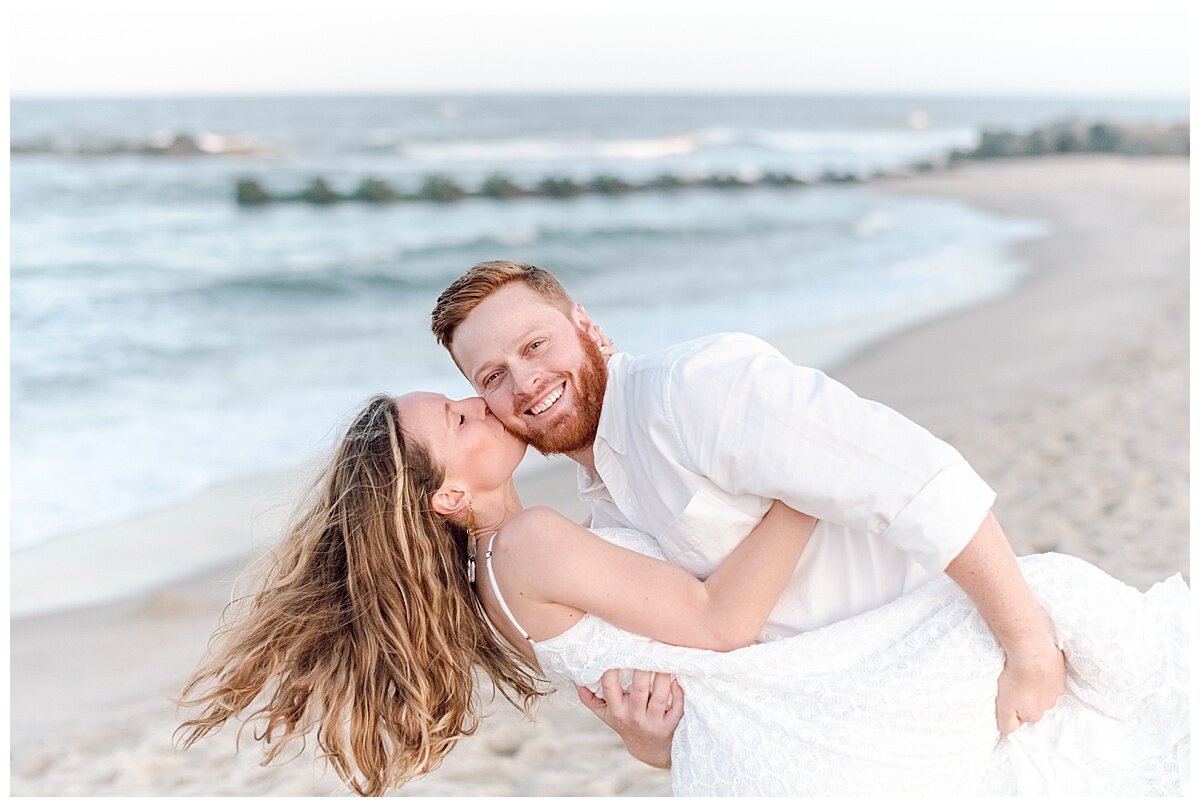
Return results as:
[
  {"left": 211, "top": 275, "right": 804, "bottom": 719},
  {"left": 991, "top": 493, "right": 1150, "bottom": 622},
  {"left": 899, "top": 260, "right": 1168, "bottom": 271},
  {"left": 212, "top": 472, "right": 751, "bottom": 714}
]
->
[
  {"left": 946, "top": 510, "right": 1066, "bottom": 732},
  {"left": 945, "top": 511, "right": 1056, "bottom": 654}
]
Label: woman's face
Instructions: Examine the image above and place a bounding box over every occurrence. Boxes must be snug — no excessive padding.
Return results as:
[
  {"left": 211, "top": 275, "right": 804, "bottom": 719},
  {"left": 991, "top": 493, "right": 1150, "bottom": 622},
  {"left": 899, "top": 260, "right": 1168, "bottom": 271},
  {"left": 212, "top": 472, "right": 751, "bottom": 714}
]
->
[{"left": 394, "top": 392, "right": 527, "bottom": 498}]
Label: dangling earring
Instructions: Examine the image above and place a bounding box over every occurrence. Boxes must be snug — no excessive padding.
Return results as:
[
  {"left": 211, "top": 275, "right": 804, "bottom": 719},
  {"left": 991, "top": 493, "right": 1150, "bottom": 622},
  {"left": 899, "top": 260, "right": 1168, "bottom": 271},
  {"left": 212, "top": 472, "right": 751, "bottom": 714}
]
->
[{"left": 465, "top": 501, "right": 477, "bottom": 584}]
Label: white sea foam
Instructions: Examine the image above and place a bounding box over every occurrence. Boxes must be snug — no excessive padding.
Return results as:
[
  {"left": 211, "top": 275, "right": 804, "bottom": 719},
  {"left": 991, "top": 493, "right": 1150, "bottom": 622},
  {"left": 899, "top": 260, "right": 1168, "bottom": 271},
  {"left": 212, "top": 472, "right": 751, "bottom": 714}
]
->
[
  {"left": 400, "top": 133, "right": 704, "bottom": 163},
  {"left": 596, "top": 135, "right": 700, "bottom": 160}
]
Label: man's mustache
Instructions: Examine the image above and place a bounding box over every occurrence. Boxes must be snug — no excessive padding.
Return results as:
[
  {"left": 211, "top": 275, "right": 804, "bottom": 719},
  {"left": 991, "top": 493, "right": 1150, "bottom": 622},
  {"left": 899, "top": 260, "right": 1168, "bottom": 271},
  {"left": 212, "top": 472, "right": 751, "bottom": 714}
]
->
[{"left": 512, "top": 380, "right": 567, "bottom": 416}]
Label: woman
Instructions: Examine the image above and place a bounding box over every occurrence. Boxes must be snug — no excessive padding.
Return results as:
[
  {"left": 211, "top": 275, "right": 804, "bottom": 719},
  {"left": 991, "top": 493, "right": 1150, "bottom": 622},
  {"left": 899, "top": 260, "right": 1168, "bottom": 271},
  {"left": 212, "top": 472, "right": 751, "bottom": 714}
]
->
[{"left": 177, "top": 393, "right": 1189, "bottom": 796}]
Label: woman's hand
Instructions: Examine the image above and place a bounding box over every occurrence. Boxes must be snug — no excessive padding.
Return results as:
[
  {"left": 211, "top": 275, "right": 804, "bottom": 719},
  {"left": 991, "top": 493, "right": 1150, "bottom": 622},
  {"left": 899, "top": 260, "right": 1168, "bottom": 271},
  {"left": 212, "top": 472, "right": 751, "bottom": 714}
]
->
[
  {"left": 577, "top": 669, "right": 683, "bottom": 769},
  {"left": 596, "top": 325, "right": 618, "bottom": 359}
]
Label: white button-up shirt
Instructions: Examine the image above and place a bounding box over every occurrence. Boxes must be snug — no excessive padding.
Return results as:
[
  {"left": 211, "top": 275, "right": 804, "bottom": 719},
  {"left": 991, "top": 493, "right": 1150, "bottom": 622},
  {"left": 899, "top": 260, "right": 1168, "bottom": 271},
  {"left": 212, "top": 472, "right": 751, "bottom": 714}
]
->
[{"left": 579, "top": 333, "right": 996, "bottom": 640}]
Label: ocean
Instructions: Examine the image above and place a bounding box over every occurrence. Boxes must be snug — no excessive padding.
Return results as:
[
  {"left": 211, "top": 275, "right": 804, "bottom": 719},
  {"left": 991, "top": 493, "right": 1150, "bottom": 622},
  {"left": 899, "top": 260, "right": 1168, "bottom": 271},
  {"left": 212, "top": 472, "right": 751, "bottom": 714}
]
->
[{"left": 9, "top": 93, "right": 1186, "bottom": 612}]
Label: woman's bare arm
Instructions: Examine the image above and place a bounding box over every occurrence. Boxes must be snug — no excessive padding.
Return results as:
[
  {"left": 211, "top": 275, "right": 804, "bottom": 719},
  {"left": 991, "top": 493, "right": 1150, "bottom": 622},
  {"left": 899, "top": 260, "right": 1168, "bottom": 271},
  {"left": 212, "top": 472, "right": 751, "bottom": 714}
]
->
[{"left": 499, "top": 500, "right": 815, "bottom": 651}]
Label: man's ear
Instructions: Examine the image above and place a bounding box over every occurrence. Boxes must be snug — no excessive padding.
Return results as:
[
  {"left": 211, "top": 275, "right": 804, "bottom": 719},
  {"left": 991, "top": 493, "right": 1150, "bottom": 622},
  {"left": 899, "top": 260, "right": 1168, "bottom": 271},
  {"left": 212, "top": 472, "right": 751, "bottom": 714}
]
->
[
  {"left": 430, "top": 485, "right": 469, "bottom": 519},
  {"left": 572, "top": 303, "right": 606, "bottom": 349}
]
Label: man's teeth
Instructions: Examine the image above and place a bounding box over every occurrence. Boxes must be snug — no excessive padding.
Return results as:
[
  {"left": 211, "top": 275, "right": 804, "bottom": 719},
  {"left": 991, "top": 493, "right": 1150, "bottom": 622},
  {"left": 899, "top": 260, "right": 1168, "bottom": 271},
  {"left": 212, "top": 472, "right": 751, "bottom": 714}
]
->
[{"left": 529, "top": 384, "right": 564, "bottom": 415}]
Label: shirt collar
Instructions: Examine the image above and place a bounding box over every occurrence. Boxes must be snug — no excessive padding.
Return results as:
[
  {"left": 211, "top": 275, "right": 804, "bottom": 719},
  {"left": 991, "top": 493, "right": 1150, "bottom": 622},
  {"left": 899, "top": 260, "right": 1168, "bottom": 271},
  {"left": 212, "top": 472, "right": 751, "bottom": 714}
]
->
[
  {"left": 575, "top": 351, "right": 627, "bottom": 502},
  {"left": 594, "top": 351, "right": 628, "bottom": 456},
  {"left": 576, "top": 462, "right": 608, "bottom": 501}
]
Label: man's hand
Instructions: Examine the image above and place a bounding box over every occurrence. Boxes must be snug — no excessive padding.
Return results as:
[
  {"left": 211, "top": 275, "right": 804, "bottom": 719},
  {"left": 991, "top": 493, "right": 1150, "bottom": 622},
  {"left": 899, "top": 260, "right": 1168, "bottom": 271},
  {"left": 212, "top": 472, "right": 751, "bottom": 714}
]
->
[
  {"left": 944, "top": 512, "right": 1068, "bottom": 735},
  {"left": 577, "top": 668, "right": 683, "bottom": 769},
  {"left": 995, "top": 637, "right": 1067, "bottom": 735}
]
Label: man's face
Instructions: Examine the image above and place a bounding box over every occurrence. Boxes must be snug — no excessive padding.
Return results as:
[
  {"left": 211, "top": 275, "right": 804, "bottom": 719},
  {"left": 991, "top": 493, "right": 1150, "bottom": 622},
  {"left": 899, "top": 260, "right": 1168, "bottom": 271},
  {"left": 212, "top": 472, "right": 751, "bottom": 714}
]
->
[{"left": 450, "top": 283, "right": 607, "bottom": 456}]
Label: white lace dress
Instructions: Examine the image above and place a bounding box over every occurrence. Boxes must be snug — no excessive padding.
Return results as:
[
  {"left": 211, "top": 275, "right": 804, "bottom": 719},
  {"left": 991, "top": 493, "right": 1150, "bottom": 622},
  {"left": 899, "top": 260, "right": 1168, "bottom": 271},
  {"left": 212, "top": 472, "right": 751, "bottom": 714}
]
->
[{"left": 493, "top": 528, "right": 1190, "bottom": 796}]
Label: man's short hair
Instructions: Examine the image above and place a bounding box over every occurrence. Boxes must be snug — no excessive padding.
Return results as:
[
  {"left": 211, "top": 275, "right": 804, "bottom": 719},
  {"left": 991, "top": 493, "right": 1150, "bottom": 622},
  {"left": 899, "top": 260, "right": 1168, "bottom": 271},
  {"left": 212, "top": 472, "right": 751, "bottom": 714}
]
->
[{"left": 431, "top": 260, "right": 575, "bottom": 349}]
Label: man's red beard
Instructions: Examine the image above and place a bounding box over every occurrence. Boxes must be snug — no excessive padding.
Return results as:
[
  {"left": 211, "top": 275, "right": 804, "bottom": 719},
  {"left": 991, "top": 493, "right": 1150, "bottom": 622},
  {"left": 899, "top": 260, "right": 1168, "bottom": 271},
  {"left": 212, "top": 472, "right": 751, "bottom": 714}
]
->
[{"left": 505, "top": 330, "right": 608, "bottom": 456}]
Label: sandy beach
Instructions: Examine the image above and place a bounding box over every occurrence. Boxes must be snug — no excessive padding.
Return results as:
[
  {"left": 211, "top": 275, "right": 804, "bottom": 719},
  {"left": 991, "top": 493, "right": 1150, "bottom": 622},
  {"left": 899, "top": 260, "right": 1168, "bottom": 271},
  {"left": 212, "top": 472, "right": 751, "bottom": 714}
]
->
[{"left": 9, "top": 155, "right": 1189, "bottom": 796}]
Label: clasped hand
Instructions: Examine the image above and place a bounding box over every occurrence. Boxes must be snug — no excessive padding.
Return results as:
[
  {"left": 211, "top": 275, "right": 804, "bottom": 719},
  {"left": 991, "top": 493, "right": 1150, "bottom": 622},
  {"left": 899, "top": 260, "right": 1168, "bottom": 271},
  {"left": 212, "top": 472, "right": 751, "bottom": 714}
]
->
[
  {"left": 577, "top": 669, "right": 683, "bottom": 769},
  {"left": 995, "top": 637, "right": 1067, "bottom": 735}
]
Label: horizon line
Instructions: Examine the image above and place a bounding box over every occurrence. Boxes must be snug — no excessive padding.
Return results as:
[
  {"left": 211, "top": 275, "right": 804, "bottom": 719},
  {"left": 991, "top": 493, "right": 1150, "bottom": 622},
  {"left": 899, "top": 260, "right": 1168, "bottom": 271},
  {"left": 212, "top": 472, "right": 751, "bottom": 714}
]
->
[{"left": 10, "top": 87, "right": 1190, "bottom": 103}]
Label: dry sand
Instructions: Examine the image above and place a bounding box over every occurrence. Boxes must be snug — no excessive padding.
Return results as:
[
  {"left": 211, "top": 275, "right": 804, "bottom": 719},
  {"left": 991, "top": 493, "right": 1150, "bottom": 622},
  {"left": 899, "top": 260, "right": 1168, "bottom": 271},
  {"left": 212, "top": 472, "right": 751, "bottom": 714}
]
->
[{"left": 8, "top": 155, "right": 1189, "bottom": 796}]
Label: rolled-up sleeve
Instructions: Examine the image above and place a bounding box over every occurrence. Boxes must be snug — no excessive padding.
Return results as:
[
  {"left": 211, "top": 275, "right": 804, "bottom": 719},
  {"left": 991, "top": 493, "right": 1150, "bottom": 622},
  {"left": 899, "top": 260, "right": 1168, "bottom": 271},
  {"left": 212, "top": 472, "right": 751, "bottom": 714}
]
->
[
  {"left": 667, "top": 333, "right": 996, "bottom": 573},
  {"left": 880, "top": 460, "right": 996, "bottom": 573}
]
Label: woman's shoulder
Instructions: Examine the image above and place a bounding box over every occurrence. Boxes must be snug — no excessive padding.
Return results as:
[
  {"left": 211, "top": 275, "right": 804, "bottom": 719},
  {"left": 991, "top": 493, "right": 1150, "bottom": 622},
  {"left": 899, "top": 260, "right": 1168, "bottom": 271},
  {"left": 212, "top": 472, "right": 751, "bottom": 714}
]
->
[
  {"left": 498, "top": 509, "right": 661, "bottom": 561},
  {"left": 502, "top": 505, "right": 571, "bottom": 535},
  {"left": 488, "top": 508, "right": 590, "bottom": 602},
  {"left": 494, "top": 507, "right": 578, "bottom": 559}
]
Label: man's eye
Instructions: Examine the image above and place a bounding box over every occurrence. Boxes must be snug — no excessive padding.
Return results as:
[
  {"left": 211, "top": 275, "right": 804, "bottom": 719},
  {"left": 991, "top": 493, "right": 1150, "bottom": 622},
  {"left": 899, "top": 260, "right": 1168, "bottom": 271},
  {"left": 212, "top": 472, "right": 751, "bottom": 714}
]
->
[
  {"left": 528, "top": 340, "right": 543, "bottom": 352},
  {"left": 484, "top": 371, "right": 502, "bottom": 388}
]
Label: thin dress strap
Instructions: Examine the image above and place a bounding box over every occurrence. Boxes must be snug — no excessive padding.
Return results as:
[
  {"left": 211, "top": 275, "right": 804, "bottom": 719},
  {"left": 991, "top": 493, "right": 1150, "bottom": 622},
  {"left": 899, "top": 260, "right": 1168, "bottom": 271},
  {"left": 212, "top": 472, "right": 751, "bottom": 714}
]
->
[{"left": 484, "top": 533, "right": 532, "bottom": 642}]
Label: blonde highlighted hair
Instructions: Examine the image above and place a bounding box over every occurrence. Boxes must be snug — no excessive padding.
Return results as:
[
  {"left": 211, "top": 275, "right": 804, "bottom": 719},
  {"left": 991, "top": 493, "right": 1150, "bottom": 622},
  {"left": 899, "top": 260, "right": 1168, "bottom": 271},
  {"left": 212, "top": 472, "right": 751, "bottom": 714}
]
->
[
  {"left": 431, "top": 260, "right": 575, "bottom": 350},
  {"left": 175, "top": 394, "right": 547, "bottom": 796}
]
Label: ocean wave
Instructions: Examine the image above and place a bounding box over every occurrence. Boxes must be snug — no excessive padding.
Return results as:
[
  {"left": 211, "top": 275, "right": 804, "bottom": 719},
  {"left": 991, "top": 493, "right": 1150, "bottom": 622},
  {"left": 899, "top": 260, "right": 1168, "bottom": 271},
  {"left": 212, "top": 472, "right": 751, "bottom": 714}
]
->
[
  {"left": 400, "top": 214, "right": 808, "bottom": 253},
  {"left": 386, "top": 126, "right": 971, "bottom": 165},
  {"left": 853, "top": 211, "right": 897, "bottom": 237},
  {"left": 396, "top": 132, "right": 707, "bottom": 163},
  {"left": 11, "top": 340, "right": 226, "bottom": 396},
  {"left": 185, "top": 267, "right": 425, "bottom": 299},
  {"left": 178, "top": 213, "right": 821, "bottom": 300},
  {"left": 750, "top": 127, "right": 979, "bottom": 156},
  {"left": 596, "top": 135, "right": 701, "bottom": 160}
]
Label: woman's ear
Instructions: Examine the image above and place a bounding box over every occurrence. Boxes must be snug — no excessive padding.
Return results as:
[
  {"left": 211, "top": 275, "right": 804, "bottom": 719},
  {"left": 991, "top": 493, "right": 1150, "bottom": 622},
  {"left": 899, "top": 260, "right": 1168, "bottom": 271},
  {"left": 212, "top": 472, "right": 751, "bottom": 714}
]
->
[{"left": 431, "top": 485, "right": 468, "bottom": 519}]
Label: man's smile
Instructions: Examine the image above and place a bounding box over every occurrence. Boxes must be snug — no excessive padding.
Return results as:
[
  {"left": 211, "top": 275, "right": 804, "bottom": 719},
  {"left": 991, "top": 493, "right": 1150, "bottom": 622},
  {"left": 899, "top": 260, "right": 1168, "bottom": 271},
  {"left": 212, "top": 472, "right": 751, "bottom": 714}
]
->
[{"left": 526, "top": 381, "right": 567, "bottom": 416}]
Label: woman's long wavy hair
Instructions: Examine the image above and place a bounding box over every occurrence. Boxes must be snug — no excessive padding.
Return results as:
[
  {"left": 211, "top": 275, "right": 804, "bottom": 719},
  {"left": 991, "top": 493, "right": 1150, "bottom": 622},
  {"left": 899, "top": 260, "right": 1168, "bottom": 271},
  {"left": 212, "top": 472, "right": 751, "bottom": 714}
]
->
[{"left": 175, "top": 394, "right": 547, "bottom": 796}]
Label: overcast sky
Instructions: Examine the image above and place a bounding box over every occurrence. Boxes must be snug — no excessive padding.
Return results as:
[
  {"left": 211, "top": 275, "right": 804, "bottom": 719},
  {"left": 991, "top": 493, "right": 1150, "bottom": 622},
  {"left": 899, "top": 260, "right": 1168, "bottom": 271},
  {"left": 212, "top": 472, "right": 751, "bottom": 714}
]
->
[{"left": 8, "top": 0, "right": 1191, "bottom": 98}]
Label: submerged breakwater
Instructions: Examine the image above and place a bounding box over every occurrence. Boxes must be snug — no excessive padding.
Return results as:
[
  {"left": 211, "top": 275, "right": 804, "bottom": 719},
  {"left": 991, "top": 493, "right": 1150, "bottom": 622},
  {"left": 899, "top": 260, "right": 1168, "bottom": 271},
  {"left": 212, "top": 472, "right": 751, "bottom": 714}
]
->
[
  {"left": 234, "top": 167, "right": 864, "bottom": 206},
  {"left": 229, "top": 118, "right": 1189, "bottom": 207}
]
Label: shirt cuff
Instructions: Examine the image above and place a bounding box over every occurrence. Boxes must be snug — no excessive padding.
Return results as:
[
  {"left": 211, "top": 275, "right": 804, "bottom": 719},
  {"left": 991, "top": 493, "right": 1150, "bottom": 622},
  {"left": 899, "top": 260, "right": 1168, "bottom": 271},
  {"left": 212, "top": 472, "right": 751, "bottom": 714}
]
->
[{"left": 881, "top": 460, "right": 997, "bottom": 575}]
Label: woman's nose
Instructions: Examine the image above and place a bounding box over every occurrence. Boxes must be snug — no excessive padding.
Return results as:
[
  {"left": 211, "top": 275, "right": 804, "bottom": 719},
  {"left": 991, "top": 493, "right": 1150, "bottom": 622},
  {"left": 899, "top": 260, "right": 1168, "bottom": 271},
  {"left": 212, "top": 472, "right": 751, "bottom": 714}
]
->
[{"left": 460, "top": 396, "right": 490, "bottom": 419}]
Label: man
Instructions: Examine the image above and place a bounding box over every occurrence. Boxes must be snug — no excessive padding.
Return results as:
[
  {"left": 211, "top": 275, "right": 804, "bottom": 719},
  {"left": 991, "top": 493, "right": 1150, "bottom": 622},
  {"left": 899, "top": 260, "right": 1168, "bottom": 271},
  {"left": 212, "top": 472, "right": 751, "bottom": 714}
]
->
[{"left": 431, "top": 260, "right": 1066, "bottom": 769}]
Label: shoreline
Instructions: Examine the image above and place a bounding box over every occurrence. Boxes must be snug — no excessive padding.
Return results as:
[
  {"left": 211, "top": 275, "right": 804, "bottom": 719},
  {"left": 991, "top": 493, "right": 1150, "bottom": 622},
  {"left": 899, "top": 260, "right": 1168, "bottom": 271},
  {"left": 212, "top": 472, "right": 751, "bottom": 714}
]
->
[
  {"left": 10, "top": 154, "right": 1189, "bottom": 796},
  {"left": 838, "top": 156, "right": 1188, "bottom": 588}
]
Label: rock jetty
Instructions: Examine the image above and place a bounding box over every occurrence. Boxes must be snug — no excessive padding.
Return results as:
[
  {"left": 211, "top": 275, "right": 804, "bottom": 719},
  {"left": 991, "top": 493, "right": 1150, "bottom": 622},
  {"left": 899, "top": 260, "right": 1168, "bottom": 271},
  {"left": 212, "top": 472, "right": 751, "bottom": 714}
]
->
[
  {"left": 954, "top": 119, "right": 1188, "bottom": 162},
  {"left": 222, "top": 119, "right": 1191, "bottom": 207},
  {"left": 11, "top": 132, "right": 271, "bottom": 157}
]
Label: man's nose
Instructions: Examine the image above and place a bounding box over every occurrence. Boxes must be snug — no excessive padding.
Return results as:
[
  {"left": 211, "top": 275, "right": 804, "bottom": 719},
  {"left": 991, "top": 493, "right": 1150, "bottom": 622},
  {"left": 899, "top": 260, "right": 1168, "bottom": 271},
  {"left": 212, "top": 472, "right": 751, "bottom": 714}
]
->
[{"left": 508, "top": 361, "right": 543, "bottom": 400}]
